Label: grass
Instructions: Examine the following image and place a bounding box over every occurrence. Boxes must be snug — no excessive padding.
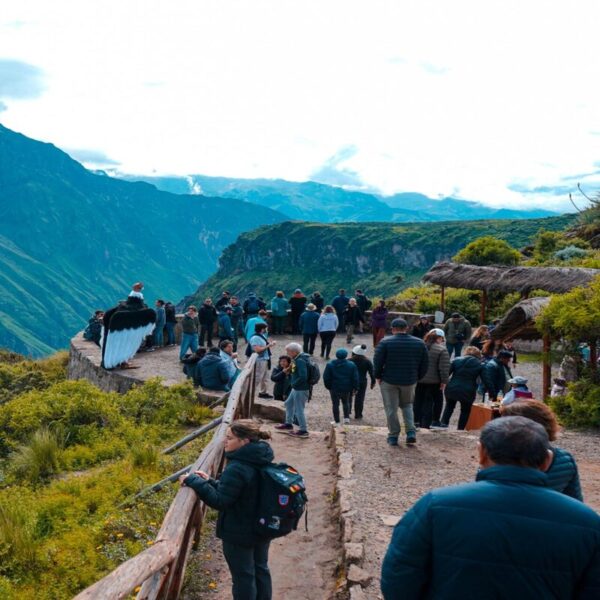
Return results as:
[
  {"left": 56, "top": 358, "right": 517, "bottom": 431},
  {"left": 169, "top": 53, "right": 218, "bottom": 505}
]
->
[{"left": 11, "top": 428, "right": 62, "bottom": 482}]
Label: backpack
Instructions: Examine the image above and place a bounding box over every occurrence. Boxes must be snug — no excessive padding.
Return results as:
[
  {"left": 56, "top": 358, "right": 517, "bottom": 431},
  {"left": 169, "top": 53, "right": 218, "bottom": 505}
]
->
[
  {"left": 246, "top": 297, "right": 260, "bottom": 314},
  {"left": 300, "top": 353, "right": 321, "bottom": 386},
  {"left": 254, "top": 462, "right": 308, "bottom": 539},
  {"left": 246, "top": 333, "right": 270, "bottom": 358}
]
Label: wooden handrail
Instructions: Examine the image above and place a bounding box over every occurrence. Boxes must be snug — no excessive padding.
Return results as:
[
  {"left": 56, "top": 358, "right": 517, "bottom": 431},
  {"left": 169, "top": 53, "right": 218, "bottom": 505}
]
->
[{"left": 73, "top": 354, "right": 258, "bottom": 600}]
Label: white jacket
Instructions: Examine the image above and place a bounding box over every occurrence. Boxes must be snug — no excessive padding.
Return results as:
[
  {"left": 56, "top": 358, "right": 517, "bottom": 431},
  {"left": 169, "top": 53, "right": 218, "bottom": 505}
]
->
[{"left": 318, "top": 313, "right": 339, "bottom": 332}]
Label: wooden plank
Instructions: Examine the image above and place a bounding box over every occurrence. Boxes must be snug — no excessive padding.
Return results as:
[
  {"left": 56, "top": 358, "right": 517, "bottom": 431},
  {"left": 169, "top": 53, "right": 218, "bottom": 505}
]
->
[{"left": 161, "top": 417, "right": 223, "bottom": 455}]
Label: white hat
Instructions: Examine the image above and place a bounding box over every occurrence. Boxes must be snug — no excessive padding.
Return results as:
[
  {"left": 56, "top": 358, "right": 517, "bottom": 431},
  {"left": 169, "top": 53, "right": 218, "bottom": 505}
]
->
[
  {"left": 432, "top": 328, "right": 445, "bottom": 338},
  {"left": 352, "top": 344, "right": 368, "bottom": 356}
]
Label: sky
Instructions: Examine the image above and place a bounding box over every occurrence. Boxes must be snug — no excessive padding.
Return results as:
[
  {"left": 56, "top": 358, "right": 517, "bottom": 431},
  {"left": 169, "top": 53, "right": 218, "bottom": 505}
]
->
[{"left": 1, "top": 0, "right": 600, "bottom": 211}]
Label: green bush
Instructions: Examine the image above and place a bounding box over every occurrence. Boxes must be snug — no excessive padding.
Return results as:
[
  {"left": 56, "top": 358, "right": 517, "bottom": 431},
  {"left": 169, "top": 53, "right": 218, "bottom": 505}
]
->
[
  {"left": 549, "top": 376, "right": 600, "bottom": 428},
  {"left": 453, "top": 236, "right": 521, "bottom": 266},
  {"left": 0, "top": 500, "right": 40, "bottom": 578},
  {"left": 11, "top": 428, "right": 63, "bottom": 482}
]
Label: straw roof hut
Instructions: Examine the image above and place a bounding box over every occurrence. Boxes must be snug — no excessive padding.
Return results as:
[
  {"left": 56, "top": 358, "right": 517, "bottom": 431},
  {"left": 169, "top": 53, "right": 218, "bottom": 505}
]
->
[
  {"left": 490, "top": 296, "right": 551, "bottom": 341},
  {"left": 422, "top": 262, "right": 600, "bottom": 294}
]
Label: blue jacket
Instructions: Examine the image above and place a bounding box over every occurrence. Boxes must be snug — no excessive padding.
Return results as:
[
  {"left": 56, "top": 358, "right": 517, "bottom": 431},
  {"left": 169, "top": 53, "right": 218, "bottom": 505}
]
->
[
  {"left": 290, "top": 354, "right": 309, "bottom": 391},
  {"left": 155, "top": 306, "right": 166, "bottom": 328},
  {"left": 270, "top": 296, "right": 289, "bottom": 317},
  {"left": 196, "top": 353, "right": 231, "bottom": 391},
  {"left": 218, "top": 313, "right": 234, "bottom": 340},
  {"left": 481, "top": 357, "right": 513, "bottom": 400},
  {"left": 373, "top": 333, "right": 428, "bottom": 385},
  {"left": 548, "top": 446, "right": 583, "bottom": 501},
  {"left": 299, "top": 310, "right": 320, "bottom": 334},
  {"left": 444, "top": 355, "right": 483, "bottom": 402},
  {"left": 323, "top": 359, "right": 359, "bottom": 393},
  {"left": 184, "top": 441, "right": 274, "bottom": 546},
  {"left": 331, "top": 294, "right": 349, "bottom": 314},
  {"left": 381, "top": 465, "right": 600, "bottom": 600}
]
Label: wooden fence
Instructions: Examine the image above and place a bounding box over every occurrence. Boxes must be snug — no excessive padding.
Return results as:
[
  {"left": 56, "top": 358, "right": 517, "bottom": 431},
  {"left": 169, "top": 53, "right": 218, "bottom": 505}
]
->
[{"left": 74, "top": 354, "right": 258, "bottom": 600}]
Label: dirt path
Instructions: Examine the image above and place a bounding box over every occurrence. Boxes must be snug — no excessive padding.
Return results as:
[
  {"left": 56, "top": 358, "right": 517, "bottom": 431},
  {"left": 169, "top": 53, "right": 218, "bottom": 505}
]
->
[{"left": 182, "top": 425, "right": 342, "bottom": 600}]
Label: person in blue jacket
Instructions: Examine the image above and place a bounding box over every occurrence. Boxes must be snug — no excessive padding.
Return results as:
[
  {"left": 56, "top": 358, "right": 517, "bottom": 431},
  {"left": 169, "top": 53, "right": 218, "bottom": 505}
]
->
[
  {"left": 331, "top": 289, "right": 350, "bottom": 332},
  {"left": 299, "top": 303, "right": 320, "bottom": 355},
  {"left": 381, "top": 417, "right": 600, "bottom": 600},
  {"left": 323, "top": 348, "right": 359, "bottom": 425},
  {"left": 196, "top": 347, "right": 231, "bottom": 391}
]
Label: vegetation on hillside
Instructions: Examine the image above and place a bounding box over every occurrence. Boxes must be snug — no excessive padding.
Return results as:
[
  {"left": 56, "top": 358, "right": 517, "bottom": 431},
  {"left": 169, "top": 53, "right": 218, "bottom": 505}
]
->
[
  {"left": 453, "top": 236, "right": 521, "bottom": 266},
  {"left": 0, "top": 351, "right": 213, "bottom": 599}
]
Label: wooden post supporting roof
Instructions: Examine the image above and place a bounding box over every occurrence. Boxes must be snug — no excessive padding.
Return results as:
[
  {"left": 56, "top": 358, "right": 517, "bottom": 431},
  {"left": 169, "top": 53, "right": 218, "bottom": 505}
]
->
[
  {"left": 542, "top": 334, "right": 551, "bottom": 401},
  {"left": 480, "top": 290, "right": 487, "bottom": 326},
  {"left": 440, "top": 286, "right": 445, "bottom": 313},
  {"left": 590, "top": 338, "right": 598, "bottom": 372}
]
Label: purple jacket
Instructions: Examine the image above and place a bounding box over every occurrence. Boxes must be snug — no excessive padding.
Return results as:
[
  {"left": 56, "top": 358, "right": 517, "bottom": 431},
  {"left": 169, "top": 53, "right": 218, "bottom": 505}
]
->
[{"left": 371, "top": 307, "right": 388, "bottom": 328}]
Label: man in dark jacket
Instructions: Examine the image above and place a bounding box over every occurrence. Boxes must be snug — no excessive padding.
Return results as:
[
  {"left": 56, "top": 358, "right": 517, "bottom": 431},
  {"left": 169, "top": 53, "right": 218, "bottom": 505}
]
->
[
  {"left": 289, "top": 289, "right": 307, "bottom": 334},
  {"left": 481, "top": 349, "right": 513, "bottom": 401},
  {"left": 164, "top": 301, "right": 177, "bottom": 346},
  {"left": 196, "top": 347, "right": 231, "bottom": 391},
  {"left": 323, "top": 348, "right": 359, "bottom": 425},
  {"left": 381, "top": 417, "right": 600, "bottom": 600},
  {"left": 343, "top": 298, "right": 364, "bottom": 343},
  {"left": 331, "top": 289, "right": 350, "bottom": 332},
  {"left": 83, "top": 310, "right": 104, "bottom": 345},
  {"left": 355, "top": 289, "right": 371, "bottom": 332},
  {"left": 373, "top": 318, "right": 428, "bottom": 445},
  {"left": 198, "top": 298, "right": 218, "bottom": 346},
  {"left": 215, "top": 290, "right": 231, "bottom": 310},
  {"left": 411, "top": 315, "right": 433, "bottom": 339},
  {"left": 299, "top": 303, "right": 320, "bottom": 355}
]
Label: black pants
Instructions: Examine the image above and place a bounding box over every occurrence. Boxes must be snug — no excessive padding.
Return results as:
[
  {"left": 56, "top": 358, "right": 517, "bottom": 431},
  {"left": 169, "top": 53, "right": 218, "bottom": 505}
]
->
[
  {"left": 222, "top": 540, "right": 272, "bottom": 600},
  {"left": 320, "top": 331, "right": 336, "bottom": 358},
  {"left": 199, "top": 323, "right": 214, "bottom": 346},
  {"left": 414, "top": 383, "right": 442, "bottom": 429},
  {"left": 335, "top": 312, "right": 345, "bottom": 332},
  {"left": 291, "top": 311, "right": 302, "bottom": 334},
  {"left": 272, "top": 316, "right": 286, "bottom": 335},
  {"left": 303, "top": 333, "right": 317, "bottom": 355},
  {"left": 442, "top": 395, "right": 475, "bottom": 430},
  {"left": 353, "top": 379, "right": 368, "bottom": 418},
  {"left": 330, "top": 390, "right": 352, "bottom": 422}
]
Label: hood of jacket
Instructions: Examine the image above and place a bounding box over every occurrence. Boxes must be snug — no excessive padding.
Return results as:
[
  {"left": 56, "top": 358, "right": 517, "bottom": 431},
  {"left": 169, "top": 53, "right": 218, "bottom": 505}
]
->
[{"left": 225, "top": 440, "right": 274, "bottom": 465}]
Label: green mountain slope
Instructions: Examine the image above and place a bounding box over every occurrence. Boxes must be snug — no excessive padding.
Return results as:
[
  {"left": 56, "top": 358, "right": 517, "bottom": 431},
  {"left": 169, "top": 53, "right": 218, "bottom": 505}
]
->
[
  {"left": 0, "top": 125, "right": 286, "bottom": 355},
  {"left": 125, "top": 174, "right": 558, "bottom": 223},
  {"left": 184, "top": 215, "right": 576, "bottom": 305}
]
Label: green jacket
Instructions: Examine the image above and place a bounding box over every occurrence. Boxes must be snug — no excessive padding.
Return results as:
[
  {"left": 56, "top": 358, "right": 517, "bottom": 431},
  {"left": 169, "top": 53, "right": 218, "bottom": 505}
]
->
[
  {"left": 443, "top": 318, "right": 472, "bottom": 344},
  {"left": 270, "top": 296, "right": 290, "bottom": 317},
  {"left": 291, "top": 354, "right": 310, "bottom": 391},
  {"left": 181, "top": 314, "right": 199, "bottom": 334}
]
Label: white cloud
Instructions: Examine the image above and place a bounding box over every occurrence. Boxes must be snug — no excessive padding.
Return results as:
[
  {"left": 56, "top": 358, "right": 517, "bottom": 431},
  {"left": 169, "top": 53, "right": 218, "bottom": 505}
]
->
[{"left": 1, "top": 0, "right": 599, "bottom": 211}]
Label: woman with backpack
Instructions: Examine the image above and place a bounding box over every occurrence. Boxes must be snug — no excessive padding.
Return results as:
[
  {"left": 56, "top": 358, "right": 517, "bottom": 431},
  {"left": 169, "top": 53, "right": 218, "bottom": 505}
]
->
[{"left": 181, "top": 420, "right": 275, "bottom": 600}]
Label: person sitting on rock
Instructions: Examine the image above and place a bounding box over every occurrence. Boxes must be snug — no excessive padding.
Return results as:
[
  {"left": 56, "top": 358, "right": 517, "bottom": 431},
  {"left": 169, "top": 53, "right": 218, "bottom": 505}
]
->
[{"left": 196, "top": 346, "right": 231, "bottom": 391}]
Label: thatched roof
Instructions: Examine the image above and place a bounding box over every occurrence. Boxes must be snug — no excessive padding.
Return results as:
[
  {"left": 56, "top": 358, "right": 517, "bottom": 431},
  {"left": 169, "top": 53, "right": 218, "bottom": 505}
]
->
[
  {"left": 491, "top": 296, "right": 551, "bottom": 341},
  {"left": 422, "top": 261, "right": 600, "bottom": 294}
]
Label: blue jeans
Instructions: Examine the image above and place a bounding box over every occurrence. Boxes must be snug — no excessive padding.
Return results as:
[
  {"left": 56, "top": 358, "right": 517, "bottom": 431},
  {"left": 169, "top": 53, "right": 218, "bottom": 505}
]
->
[
  {"left": 165, "top": 322, "right": 175, "bottom": 345},
  {"left": 154, "top": 324, "right": 164, "bottom": 347},
  {"left": 180, "top": 332, "right": 198, "bottom": 360},
  {"left": 446, "top": 342, "right": 463, "bottom": 359},
  {"left": 285, "top": 389, "right": 309, "bottom": 432}
]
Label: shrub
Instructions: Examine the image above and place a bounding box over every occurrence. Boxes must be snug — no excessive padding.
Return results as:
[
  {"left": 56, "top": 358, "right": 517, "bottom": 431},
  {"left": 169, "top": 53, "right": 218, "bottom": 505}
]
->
[
  {"left": 554, "top": 245, "right": 589, "bottom": 261},
  {"left": 549, "top": 376, "right": 600, "bottom": 428},
  {"left": 0, "top": 500, "right": 40, "bottom": 578},
  {"left": 453, "top": 236, "right": 521, "bottom": 266},
  {"left": 130, "top": 444, "right": 158, "bottom": 469},
  {"left": 11, "top": 428, "right": 63, "bottom": 482}
]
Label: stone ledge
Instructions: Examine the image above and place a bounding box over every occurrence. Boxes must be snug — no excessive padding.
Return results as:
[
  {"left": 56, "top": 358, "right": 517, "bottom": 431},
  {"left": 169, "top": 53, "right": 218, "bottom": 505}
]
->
[{"left": 252, "top": 399, "right": 286, "bottom": 422}]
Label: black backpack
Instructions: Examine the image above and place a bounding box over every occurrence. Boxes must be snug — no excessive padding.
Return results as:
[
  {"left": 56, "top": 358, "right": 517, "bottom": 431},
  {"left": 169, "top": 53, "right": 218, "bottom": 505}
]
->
[
  {"left": 254, "top": 462, "right": 307, "bottom": 539},
  {"left": 246, "top": 297, "right": 260, "bottom": 314},
  {"left": 245, "top": 333, "right": 270, "bottom": 358},
  {"left": 300, "top": 353, "right": 321, "bottom": 386}
]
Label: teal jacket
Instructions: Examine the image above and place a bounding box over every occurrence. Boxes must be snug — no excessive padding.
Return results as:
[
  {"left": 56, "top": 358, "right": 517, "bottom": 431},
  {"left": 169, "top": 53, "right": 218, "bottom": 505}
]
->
[
  {"left": 290, "top": 354, "right": 309, "bottom": 391},
  {"left": 381, "top": 465, "right": 600, "bottom": 599},
  {"left": 270, "top": 296, "right": 289, "bottom": 317}
]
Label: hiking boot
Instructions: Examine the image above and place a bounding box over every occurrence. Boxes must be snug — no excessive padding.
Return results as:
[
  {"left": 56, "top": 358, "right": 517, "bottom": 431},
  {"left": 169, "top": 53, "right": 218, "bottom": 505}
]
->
[
  {"left": 406, "top": 432, "right": 417, "bottom": 445},
  {"left": 275, "top": 423, "right": 293, "bottom": 430},
  {"left": 290, "top": 430, "right": 309, "bottom": 438},
  {"left": 387, "top": 436, "right": 399, "bottom": 446},
  {"left": 258, "top": 392, "right": 273, "bottom": 399}
]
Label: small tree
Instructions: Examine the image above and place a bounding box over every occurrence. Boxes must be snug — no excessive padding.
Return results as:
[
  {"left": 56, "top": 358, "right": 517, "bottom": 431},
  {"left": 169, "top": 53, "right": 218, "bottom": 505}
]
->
[{"left": 453, "top": 236, "right": 521, "bottom": 266}]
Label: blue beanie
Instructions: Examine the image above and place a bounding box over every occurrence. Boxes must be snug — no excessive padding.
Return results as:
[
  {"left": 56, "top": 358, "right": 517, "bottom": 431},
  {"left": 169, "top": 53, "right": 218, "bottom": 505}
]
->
[{"left": 336, "top": 348, "right": 348, "bottom": 359}]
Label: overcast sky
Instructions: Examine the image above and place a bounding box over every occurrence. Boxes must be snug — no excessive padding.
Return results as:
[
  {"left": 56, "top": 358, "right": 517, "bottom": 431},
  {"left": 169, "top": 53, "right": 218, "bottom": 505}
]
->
[{"left": 1, "top": 0, "right": 599, "bottom": 211}]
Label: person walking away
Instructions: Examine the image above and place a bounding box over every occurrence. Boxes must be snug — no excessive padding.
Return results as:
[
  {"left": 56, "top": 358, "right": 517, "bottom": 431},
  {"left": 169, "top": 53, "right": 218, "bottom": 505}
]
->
[
  {"left": 245, "top": 310, "right": 268, "bottom": 344},
  {"left": 243, "top": 292, "right": 265, "bottom": 320},
  {"left": 371, "top": 300, "right": 389, "bottom": 347},
  {"left": 414, "top": 329, "right": 450, "bottom": 429},
  {"left": 275, "top": 343, "right": 310, "bottom": 438},
  {"left": 270, "top": 291, "right": 289, "bottom": 335},
  {"left": 250, "top": 322, "right": 276, "bottom": 399},
  {"left": 153, "top": 299, "right": 166, "bottom": 348},
  {"left": 343, "top": 298, "right": 364, "bottom": 344},
  {"left": 355, "top": 289, "right": 371, "bottom": 332},
  {"left": 197, "top": 346, "right": 231, "bottom": 391},
  {"left": 229, "top": 296, "right": 244, "bottom": 350},
  {"left": 220, "top": 339, "right": 240, "bottom": 388},
  {"left": 318, "top": 306, "right": 338, "bottom": 359},
  {"left": 380, "top": 417, "right": 600, "bottom": 600},
  {"left": 310, "top": 291, "right": 324, "bottom": 312},
  {"left": 299, "top": 303, "right": 320, "bottom": 355},
  {"left": 469, "top": 324, "right": 489, "bottom": 350},
  {"left": 500, "top": 400, "right": 583, "bottom": 500},
  {"left": 481, "top": 349, "right": 513, "bottom": 401},
  {"left": 199, "top": 298, "right": 218, "bottom": 347},
  {"left": 373, "top": 318, "right": 428, "bottom": 446},
  {"left": 180, "top": 306, "right": 200, "bottom": 360},
  {"left": 323, "top": 348, "right": 359, "bottom": 425},
  {"left": 288, "top": 289, "right": 307, "bottom": 335},
  {"left": 164, "top": 301, "right": 177, "bottom": 346},
  {"left": 271, "top": 355, "right": 292, "bottom": 401},
  {"left": 331, "top": 289, "right": 349, "bottom": 332},
  {"left": 501, "top": 376, "right": 533, "bottom": 405},
  {"left": 350, "top": 344, "right": 375, "bottom": 419},
  {"left": 218, "top": 306, "right": 235, "bottom": 344},
  {"left": 411, "top": 315, "right": 433, "bottom": 340},
  {"left": 83, "top": 310, "right": 104, "bottom": 346},
  {"left": 215, "top": 290, "right": 231, "bottom": 310},
  {"left": 443, "top": 312, "right": 472, "bottom": 358},
  {"left": 438, "top": 346, "right": 483, "bottom": 430},
  {"left": 181, "top": 420, "right": 275, "bottom": 600}
]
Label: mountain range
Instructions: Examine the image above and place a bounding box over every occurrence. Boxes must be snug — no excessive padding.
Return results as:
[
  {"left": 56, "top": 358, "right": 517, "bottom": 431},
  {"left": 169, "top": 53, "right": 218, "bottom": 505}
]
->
[
  {"left": 123, "top": 174, "right": 558, "bottom": 223},
  {"left": 0, "top": 124, "right": 285, "bottom": 356}
]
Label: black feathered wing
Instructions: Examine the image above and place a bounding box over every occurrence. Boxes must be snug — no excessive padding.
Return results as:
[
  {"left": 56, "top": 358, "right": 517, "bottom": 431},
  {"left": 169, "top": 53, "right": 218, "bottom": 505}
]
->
[{"left": 101, "top": 308, "right": 156, "bottom": 369}]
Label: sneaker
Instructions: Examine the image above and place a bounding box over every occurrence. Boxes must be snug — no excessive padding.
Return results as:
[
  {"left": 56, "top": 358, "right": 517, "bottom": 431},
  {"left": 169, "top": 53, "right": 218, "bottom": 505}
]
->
[
  {"left": 330, "top": 421, "right": 340, "bottom": 427},
  {"left": 431, "top": 423, "right": 448, "bottom": 430},
  {"left": 289, "top": 430, "right": 309, "bottom": 438},
  {"left": 354, "top": 415, "right": 363, "bottom": 420},
  {"left": 275, "top": 423, "right": 293, "bottom": 430},
  {"left": 431, "top": 421, "right": 442, "bottom": 427},
  {"left": 258, "top": 392, "right": 273, "bottom": 399},
  {"left": 343, "top": 418, "right": 350, "bottom": 424},
  {"left": 387, "top": 436, "right": 399, "bottom": 446},
  {"left": 406, "top": 432, "right": 417, "bottom": 445}
]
